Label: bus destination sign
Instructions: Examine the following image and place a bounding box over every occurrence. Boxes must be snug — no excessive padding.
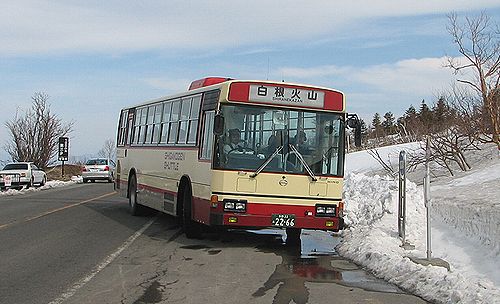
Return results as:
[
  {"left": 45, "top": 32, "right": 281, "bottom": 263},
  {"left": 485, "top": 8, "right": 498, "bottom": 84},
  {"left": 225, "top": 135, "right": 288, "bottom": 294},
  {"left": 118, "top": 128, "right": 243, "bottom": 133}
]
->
[{"left": 249, "top": 85, "right": 325, "bottom": 108}]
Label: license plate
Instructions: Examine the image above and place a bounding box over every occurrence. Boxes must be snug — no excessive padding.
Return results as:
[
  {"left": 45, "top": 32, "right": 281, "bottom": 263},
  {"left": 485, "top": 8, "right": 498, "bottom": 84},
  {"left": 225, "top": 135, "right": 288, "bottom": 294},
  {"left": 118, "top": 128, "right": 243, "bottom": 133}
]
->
[
  {"left": 271, "top": 214, "right": 296, "bottom": 227},
  {"left": 4, "top": 175, "right": 12, "bottom": 187}
]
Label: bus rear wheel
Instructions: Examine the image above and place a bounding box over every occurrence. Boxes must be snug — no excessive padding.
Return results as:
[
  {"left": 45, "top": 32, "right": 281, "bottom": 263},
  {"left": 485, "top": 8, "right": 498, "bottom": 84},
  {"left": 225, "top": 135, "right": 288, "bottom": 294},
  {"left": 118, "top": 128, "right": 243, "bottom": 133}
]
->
[{"left": 129, "top": 175, "right": 146, "bottom": 216}]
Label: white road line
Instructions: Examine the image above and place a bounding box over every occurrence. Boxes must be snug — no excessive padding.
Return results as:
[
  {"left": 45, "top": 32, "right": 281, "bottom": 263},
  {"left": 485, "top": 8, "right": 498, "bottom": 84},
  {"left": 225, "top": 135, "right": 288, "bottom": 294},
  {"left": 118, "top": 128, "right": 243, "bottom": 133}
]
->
[{"left": 48, "top": 217, "right": 157, "bottom": 304}]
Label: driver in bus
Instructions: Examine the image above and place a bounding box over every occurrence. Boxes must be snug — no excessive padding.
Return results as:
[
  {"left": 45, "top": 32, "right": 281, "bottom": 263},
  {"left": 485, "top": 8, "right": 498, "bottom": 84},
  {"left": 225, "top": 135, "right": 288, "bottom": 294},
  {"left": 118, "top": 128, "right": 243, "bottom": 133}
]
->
[{"left": 224, "top": 128, "right": 245, "bottom": 154}]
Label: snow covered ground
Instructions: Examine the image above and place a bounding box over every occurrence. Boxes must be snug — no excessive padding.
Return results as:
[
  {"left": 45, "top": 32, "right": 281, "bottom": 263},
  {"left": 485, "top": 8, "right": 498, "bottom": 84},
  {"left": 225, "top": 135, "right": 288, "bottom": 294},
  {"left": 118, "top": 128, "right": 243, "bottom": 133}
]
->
[
  {"left": 0, "top": 176, "right": 81, "bottom": 197},
  {"left": 339, "top": 144, "right": 500, "bottom": 303}
]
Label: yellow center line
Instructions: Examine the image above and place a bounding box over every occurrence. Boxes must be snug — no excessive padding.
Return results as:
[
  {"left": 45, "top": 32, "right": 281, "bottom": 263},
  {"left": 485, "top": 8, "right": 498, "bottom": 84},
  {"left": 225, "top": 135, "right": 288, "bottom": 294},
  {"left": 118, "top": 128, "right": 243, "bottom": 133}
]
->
[{"left": 0, "top": 191, "right": 117, "bottom": 231}]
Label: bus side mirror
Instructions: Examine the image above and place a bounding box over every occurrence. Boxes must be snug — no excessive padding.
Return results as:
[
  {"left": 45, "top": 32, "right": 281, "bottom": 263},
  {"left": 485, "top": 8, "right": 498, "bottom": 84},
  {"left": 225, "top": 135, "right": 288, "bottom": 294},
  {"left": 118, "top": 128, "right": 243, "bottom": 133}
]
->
[
  {"left": 347, "top": 118, "right": 357, "bottom": 128},
  {"left": 347, "top": 114, "right": 362, "bottom": 147},
  {"left": 355, "top": 125, "right": 362, "bottom": 147},
  {"left": 214, "top": 113, "right": 224, "bottom": 136}
]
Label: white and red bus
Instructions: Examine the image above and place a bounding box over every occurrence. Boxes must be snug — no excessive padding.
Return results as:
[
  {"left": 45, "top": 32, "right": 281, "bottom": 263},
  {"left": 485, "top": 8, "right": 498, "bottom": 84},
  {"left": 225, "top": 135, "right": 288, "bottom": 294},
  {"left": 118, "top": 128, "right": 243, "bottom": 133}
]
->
[{"left": 115, "top": 77, "right": 360, "bottom": 240}]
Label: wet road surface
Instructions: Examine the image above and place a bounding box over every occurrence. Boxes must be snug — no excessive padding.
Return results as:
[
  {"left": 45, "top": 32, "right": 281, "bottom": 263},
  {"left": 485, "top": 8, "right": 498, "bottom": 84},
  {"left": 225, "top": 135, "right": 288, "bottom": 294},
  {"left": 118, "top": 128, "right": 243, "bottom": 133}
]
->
[
  {"left": 65, "top": 214, "right": 427, "bottom": 304},
  {"left": 0, "top": 184, "right": 427, "bottom": 303}
]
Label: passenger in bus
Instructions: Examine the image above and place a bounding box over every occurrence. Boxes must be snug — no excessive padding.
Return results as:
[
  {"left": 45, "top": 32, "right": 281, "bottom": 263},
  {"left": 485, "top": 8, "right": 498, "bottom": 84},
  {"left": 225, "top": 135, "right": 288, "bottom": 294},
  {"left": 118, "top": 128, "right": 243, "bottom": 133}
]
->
[
  {"left": 224, "top": 128, "right": 245, "bottom": 154},
  {"left": 291, "top": 131, "right": 310, "bottom": 154},
  {"left": 263, "top": 135, "right": 278, "bottom": 156}
]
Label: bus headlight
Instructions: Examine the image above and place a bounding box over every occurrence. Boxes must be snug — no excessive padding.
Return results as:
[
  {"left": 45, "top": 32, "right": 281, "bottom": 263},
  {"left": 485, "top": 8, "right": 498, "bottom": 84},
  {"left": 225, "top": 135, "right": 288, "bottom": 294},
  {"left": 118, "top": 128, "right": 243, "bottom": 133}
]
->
[
  {"left": 224, "top": 201, "right": 235, "bottom": 210},
  {"left": 325, "top": 207, "right": 336, "bottom": 214},
  {"left": 316, "top": 204, "right": 336, "bottom": 217},
  {"left": 223, "top": 199, "right": 247, "bottom": 213}
]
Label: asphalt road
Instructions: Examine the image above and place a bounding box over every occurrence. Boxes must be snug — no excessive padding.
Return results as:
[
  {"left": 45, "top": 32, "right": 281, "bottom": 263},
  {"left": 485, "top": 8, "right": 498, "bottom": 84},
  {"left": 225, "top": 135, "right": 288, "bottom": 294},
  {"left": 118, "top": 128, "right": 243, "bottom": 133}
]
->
[
  {"left": 0, "top": 184, "right": 427, "bottom": 304},
  {"left": 0, "top": 183, "right": 151, "bottom": 304}
]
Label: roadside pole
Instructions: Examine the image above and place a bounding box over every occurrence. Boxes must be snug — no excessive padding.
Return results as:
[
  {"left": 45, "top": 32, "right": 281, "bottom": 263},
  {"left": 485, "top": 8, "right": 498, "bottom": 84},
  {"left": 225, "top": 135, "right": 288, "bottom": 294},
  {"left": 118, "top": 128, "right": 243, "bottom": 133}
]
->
[
  {"left": 424, "top": 137, "right": 432, "bottom": 259},
  {"left": 398, "top": 150, "right": 414, "bottom": 250},
  {"left": 410, "top": 136, "right": 449, "bottom": 270}
]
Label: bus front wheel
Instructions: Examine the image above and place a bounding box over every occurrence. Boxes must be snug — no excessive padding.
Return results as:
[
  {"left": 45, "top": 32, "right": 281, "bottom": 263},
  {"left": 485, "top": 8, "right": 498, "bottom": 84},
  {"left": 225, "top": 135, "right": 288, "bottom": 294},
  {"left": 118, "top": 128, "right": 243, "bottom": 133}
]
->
[
  {"left": 285, "top": 228, "right": 301, "bottom": 245},
  {"left": 181, "top": 185, "right": 202, "bottom": 239}
]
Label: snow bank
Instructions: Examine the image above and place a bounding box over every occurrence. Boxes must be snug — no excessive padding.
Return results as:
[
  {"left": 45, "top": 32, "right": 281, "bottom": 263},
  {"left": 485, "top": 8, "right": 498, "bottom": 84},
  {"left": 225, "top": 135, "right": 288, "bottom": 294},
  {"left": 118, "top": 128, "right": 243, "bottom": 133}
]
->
[
  {"left": 431, "top": 161, "right": 500, "bottom": 259},
  {"left": 338, "top": 172, "right": 500, "bottom": 303},
  {"left": 342, "top": 143, "right": 500, "bottom": 303},
  {"left": 0, "top": 178, "right": 79, "bottom": 197}
]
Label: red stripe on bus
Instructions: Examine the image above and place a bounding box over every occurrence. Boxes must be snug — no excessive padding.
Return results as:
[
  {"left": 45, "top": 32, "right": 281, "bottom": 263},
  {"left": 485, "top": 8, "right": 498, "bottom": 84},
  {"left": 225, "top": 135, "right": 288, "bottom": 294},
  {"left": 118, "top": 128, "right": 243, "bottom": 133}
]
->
[
  {"left": 135, "top": 182, "right": 211, "bottom": 223},
  {"left": 138, "top": 183, "right": 177, "bottom": 196},
  {"left": 122, "top": 146, "right": 199, "bottom": 151},
  {"left": 215, "top": 201, "right": 341, "bottom": 230},
  {"left": 247, "top": 202, "right": 316, "bottom": 216}
]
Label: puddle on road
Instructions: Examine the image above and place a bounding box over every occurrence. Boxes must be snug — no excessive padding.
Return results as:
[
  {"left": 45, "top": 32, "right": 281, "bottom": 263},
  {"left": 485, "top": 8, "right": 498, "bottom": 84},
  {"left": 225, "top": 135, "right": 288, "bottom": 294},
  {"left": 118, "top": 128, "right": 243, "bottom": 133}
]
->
[
  {"left": 178, "top": 229, "right": 404, "bottom": 303},
  {"left": 251, "top": 229, "right": 402, "bottom": 303},
  {"left": 134, "top": 280, "right": 164, "bottom": 304}
]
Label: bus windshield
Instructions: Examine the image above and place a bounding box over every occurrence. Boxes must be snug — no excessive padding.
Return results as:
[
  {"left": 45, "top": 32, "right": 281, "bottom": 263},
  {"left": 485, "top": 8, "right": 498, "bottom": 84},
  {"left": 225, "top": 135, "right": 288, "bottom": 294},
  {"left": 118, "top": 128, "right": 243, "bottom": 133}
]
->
[{"left": 214, "top": 104, "right": 345, "bottom": 177}]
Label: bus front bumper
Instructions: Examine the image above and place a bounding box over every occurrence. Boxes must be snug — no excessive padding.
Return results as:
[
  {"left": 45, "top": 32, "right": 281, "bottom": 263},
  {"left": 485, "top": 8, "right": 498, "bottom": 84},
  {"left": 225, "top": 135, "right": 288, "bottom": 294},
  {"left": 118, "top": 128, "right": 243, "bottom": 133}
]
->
[{"left": 210, "top": 212, "right": 344, "bottom": 232}]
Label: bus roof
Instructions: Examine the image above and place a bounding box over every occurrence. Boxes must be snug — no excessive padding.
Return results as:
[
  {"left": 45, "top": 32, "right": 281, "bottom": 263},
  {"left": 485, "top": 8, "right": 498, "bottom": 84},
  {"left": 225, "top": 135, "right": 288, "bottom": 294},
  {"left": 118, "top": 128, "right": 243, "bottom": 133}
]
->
[{"left": 122, "top": 78, "right": 345, "bottom": 113}]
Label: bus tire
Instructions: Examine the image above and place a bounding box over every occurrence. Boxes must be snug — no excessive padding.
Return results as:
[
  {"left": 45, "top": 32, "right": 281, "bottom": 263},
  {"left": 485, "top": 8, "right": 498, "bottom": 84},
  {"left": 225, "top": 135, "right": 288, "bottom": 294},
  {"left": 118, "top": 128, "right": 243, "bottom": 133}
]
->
[
  {"left": 128, "top": 174, "right": 146, "bottom": 216},
  {"left": 285, "top": 228, "right": 301, "bottom": 245},
  {"left": 181, "top": 184, "right": 202, "bottom": 239}
]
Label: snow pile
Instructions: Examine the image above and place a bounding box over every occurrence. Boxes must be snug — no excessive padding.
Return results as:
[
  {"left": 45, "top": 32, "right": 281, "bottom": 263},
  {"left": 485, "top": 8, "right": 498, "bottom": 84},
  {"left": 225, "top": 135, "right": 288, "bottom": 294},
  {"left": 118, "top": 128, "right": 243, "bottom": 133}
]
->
[
  {"left": 71, "top": 175, "right": 84, "bottom": 183},
  {"left": 342, "top": 173, "right": 395, "bottom": 227},
  {"left": 339, "top": 146, "right": 500, "bottom": 303},
  {"left": 431, "top": 162, "right": 500, "bottom": 255},
  {"left": 0, "top": 179, "right": 77, "bottom": 197}
]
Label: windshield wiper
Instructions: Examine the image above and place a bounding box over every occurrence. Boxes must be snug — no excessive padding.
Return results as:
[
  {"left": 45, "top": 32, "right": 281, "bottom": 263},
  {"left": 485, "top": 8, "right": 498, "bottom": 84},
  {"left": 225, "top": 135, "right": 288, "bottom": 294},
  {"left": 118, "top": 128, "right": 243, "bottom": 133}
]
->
[
  {"left": 288, "top": 144, "right": 317, "bottom": 181},
  {"left": 250, "top": 146, "right": 283, "bottom": 178},
  {"left": 322, "top": 146, "right": 339, "bottom": 160}
]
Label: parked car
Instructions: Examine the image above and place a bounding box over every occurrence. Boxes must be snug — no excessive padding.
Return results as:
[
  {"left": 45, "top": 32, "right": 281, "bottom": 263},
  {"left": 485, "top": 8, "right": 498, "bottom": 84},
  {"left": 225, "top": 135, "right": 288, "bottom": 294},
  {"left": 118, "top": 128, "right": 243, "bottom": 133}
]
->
[
  {"left": 0, "top": 162, "right": 47, "bottom": 190},
  {"left": 82, "top": 158, "right": 115, "bottom": 183}
]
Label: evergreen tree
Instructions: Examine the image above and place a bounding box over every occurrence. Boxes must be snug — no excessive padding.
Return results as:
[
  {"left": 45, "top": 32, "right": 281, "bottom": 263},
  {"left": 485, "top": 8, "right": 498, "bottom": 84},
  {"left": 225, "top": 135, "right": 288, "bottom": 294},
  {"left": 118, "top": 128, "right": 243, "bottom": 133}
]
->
[
  {"left": 432, "top": 96, "right": 448, "bottom": 132},
  {"left": 371, "top": 113, "right": 382, "bottom": 138},
  {"left": 405, "top": 105, "right": 417, "bottom": 119},
  {"left": 359, "top": 118, "right": 369, "bottom": 136},
  {"left": 382, "top": 112, "right": 396, "bottom": 134},
  {"left": 418, "top": 100, "right": 432, "bottom": 132}
]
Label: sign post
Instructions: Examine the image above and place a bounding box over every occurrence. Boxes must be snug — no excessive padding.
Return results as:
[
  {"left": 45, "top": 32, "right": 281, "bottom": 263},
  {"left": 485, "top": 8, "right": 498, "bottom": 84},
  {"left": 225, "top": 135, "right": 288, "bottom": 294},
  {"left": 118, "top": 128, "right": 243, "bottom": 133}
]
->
[
  {"left": 58, "top": 137, "right": 69, "bottom": 177},
  {"left": 410, "top": 136, "right": 449, "bottom": 270},
  {"left": 398, "top": 150, "right": 414, "bottom": 250},
  {"left": 424, "top": 136, "right": 432, "bottom": 260},
  {"left": 398, "top": 151, "right": 406, "bottom": 239}
]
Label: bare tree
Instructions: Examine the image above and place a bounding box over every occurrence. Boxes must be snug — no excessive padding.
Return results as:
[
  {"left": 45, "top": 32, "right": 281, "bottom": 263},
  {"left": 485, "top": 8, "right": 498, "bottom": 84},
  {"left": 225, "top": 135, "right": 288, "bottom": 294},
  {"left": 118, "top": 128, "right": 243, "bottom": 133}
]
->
[
  {"left": 4, "top": 92, "right": 73, "bottom": 169},
  {"left": 97, "top": 139, "right": 116, "bottom": 160},
  {"left": 446, "top": 12, "right": 500, "bottom": 150},
  {"left": 367, "top": 148, "right": 397, "bottom": 177}
]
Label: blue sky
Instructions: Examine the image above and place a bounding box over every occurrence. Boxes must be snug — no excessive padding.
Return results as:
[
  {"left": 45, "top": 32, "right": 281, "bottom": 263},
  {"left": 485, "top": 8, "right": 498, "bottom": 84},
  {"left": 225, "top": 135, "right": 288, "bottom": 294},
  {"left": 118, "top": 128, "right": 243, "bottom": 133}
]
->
[{"left": 1, "top": 1, "right": 499, "bottom": 161}]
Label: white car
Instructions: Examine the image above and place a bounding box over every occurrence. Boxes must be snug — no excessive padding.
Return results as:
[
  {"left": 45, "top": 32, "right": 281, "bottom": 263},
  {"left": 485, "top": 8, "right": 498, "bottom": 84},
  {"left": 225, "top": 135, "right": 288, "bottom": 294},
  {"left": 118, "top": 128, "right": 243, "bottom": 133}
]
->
[
  {"left": 0, "top": 162, "right": 47, "bottom": 190},
  {"left": 82, "top": 158, "right": 115, "bottom": 183}
]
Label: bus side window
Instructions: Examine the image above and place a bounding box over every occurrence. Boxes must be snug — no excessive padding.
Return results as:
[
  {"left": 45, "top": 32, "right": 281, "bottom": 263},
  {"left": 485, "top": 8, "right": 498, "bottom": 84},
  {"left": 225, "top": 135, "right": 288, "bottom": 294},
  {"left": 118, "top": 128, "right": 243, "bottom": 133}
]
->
[{"left": 200, "top": 111, "right": 215, "bottom": 160}]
